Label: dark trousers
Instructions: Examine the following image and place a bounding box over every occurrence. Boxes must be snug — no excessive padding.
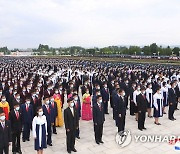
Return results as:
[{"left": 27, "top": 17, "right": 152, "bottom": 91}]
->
[
  {"left": 0, "top": 146, "right": 9, "bottom": 154},
  {"left": 66, "top": 129, "right": 75, "bottom": 151},
  {"left": 103, "top": 101, "right": 108, "bottom": 113},
  {"left": 94, "top": 123, "right": 103, "bottom": 142},
  {"left": 117, "top": 116, "right": 126, "bottom": 132},
  {"left": 110, "top": 95, "right": 113, "bottom": 108},
  {"left": 23, "top": 123, "right": 31, "bottom": 140},
  {"left": 169, "top": 104, "right": 176, "bottom": 119},
  {"left": 12, "top": 131, "right": 21, "bottom": 152},
  {"left": 175, "top": 99, "right": 178, "bottom": 109},
  {"left": 138, "top": 112, "right": 146, "bottom": 129},
  {"left": 75, "top": 120, "right": 80, "bottom": 138},
  {"left": 75, "top": 128, "right": 80, "bottom": 138},
  {"left": 130, "top": 101, "right": 135, "bottom": 115},
  {"left": 47, "top": 125, "right": 52, "bottom": 145},
  {"left": 125, "top": 96, "right": 129, "bottom": 108},
  {"left": 113, "top": 104, "right": 116, "bottom": 120},
  {"left": 52, "top": 118, "right": 57, "bottom": 133}
]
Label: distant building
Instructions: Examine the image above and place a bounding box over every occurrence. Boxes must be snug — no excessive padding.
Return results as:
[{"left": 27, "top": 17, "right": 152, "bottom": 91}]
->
[{"left": 0, "top": 52, "right": 4, "bottom": 56}]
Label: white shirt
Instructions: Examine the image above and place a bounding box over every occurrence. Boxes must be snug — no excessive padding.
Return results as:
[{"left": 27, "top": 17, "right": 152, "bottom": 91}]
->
[
  {"left": 1, "top": 122, "right": 5, "bottom": 128},
  {"left": 70, "top": 107, "right": 74, "bottom": 116}
]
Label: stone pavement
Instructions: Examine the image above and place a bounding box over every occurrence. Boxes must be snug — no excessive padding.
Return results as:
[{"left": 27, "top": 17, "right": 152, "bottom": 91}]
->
[{"left": 9, "top": 102, "right": 180, "bottom": 154}]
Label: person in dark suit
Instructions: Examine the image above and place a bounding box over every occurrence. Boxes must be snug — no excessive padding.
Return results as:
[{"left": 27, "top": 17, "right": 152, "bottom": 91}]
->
[
  {"left": 174, "top": 80, "right": 180, "bottom": 110},
  {"left": 93, "top": 95, "right": 105, "bottom": 144},
  {"left": 5, "top": 86, "right": 14, "bottom": 110},
  {"left": 168, "top": 82, "right": 177, "bottom": 120},
  {"left": 9, "top": 102, "right": 22, "bottom": 154},
  {"left": 64, "top": 98, "right": 78, "bottom": 154},
  {"left": 137, "top": 87, "right": 148, "bottom": 131},
  {"left": 0, "top": 108, "right": 12, "bottom": 154},
  {"left": 101, "top": 82, "right": 109, "bottom": 114},
  {"left": 115, "top": 89, "right": 126, "bottom": 133},
  {"left": 42, "top": 96, "right": 53, "bottom": 146},
  {"left": 129, "top": 82, "right": 136, "bottom": 116},
  {"left": 44, "top": 85, "right": 54, "bottom": 97},
  {"left": 72, "top": 93, "right": 81, "bottom": 139},
  {"left": 50, "top": 96, "right": 58, "bottom": 134},
  {"left": 31, "top": 91, "right": 41, "bottom": 117},
  {"left": 120, "top": 79, "right": 130, "bottom": 109},
  {"left": 92, "top": 89, "right": 101, "bottom": 106},
  {"left": 21, "top": 97, "right": 34, "bottom": 142}
]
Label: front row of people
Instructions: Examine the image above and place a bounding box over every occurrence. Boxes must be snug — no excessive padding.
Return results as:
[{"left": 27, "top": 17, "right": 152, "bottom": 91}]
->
[{"left": 0, "top": 84, "right": 178, "bottom": 154}]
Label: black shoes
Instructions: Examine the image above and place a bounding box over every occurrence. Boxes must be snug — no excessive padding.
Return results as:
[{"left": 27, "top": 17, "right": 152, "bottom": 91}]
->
[
  {"left": 138, "top": 128, "right": 143, "bottom": 131},
  {"left": 143, "top": 127, "right": 147, "bottom": 130},
  {"left": 169, "top": 118, "right": 176, "bottom": 121},
  {"left": 72, "top": 148, "right": 77, "bottom": 152},
  {"left": 76, "top": 136, "right": 80, "bottom": 139},
  {"left": 13, "top": 150, "right": 22, "bottom": 154},
  {"left": 53, "top": 132, "right": 57, "bottom": 134},
  {"left": 96, "top": 141, "right": 100, "bottom": 145},
  {"left": 67, "top": 150, "right": 71, "bottom": 154},
  {"left": 23, "top": 138, "right": 30, "bottom": 142},
  {"left": 154, "top": 122, "right": 161, "bottom": 125},
  {"left": 18, "top": 150, "right": 22, "bottom": 154},
  {"left": 48, "top": 143, "right": 53, "bottom": 146},
  {"left": 99, "top": 140, "right": 104, "bottom": 143}
]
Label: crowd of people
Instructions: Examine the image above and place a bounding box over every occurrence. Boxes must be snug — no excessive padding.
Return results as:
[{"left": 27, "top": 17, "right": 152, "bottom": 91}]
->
[{"left": 0, "top": 57, "right": 180, "bottom": 154}]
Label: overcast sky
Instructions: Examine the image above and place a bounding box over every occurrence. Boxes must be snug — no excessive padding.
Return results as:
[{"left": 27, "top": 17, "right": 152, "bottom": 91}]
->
[{"left": 0, "top": 0, "right": 180, "bottom": 49}]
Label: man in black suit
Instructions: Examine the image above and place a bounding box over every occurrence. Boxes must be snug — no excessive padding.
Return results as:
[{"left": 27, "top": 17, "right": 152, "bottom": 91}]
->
[
  {"left": 72, "top": 93, "right": 81, "bottom": 139},
  {"left": 174, "top": 80, "right": 180, "bottom": 110},
  {"left": 168, "top": 82, "right": 177, "bottom": 120},
  {"left": 115, "top": 89, "right": 126, "bottom": 133},
  {"left": 93, "top": 95, "right": 105, "bottom": 144},
  {"left": 137, "top": 87, "right": 148, "bottom": 131},
  {"left": 50, "top": 96, "right": 58, "bottom": 134},
  {"left": 0, "top": 108, "right": 12, "bottom": 154},
  {"left": 101, "top": 82, "right": 109, "bottom": 114},
  {"left": 9, "top": 102, "right": 22, "bottom": 154},
  {"left": 42, "top": 96, "right": 53, "bottom": 146},
  {"left": 120, "top": 79, "right": 130, "bottom": 109},
  {"left": 64, "top": 98, "right": 78, "bottom": 154}
]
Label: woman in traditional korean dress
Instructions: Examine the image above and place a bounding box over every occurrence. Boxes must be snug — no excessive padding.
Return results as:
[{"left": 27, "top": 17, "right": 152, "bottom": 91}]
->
[
  {"left": 146, "top": 83, "right": 153, "bottom": 118},
  {"left": 82, "top": 89, "right": 92, "bottom": 120},
  {"left": 153, "top": 87, "right": 163, "bottom": 125},
  {"left": 32, "top": 107, "right": 47, "bottom": 154}
]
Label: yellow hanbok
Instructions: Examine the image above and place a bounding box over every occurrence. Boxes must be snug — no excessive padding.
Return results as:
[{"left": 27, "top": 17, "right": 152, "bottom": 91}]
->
[
  {"left": 0, "top": 101, "right": 10, "bottom": 120},
  {"left": 53, "top": 94, "right": 64, "bottom": 127}
]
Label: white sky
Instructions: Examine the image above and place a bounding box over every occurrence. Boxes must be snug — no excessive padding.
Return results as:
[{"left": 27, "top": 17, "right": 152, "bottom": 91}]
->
[{"left": 0, "top": 0, "right": 180, "bottom": 48}]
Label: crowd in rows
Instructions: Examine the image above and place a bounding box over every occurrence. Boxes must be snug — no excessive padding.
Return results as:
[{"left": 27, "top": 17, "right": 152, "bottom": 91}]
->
[{"left": 0, "top": 57, "right": 180, "bottom": 154}]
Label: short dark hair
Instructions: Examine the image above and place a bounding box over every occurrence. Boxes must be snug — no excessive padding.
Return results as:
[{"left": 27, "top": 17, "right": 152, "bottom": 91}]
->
[
  {"left": 36, "top": 106, "right": 42, "bottom": 117},
  {"left": 67, "top": 97, "right": 73, "bottom": 103},
  {"left": 140, "top": 86, "right": 146, "bottom": 91},
  {"left": 97, "top": 95, "right": 102, "bottom": 100}
]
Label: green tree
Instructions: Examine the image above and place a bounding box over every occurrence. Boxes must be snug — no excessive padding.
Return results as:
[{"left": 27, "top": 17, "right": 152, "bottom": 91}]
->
[
  {"left": 150, "top": 43, "right": 158, "bottom": 55},
  {"left": 172, "top": 47, "right": 180, "bottom": 56},
  {"left": 142, "top": 46, "right": 151, "bottom": 55}
]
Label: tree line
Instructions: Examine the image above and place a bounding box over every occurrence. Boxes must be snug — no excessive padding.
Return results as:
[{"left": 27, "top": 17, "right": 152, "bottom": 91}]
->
[{"left": 1, "top": 43, "right": 180, "bottom": 56}]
